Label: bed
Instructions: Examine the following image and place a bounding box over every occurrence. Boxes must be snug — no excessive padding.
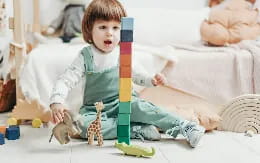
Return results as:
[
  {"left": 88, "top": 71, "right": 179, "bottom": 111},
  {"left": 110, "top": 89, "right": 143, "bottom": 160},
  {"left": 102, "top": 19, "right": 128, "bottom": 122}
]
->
[{"left": 6, "top": 0, "right": 260, "bottom": 132}]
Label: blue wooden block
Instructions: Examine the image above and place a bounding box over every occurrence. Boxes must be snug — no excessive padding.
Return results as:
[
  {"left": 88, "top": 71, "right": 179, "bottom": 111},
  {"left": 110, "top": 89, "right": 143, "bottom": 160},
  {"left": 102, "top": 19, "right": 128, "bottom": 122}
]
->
[
  {"left": 9, "top": 125, "right": 20, "bottom": 137},
  {"left": 121, "top": 17, "right": 134, "bottom": 30},
  {"left": 121, "top": 30, "right": 133, "bottom": 42},
  {"left": 119, "top": 102, "right": 131, "bottom": 114},
  {"left": 0, "top": 133, "right": 5, "bottom": 145},
  {"left": 6, "top": 127, "right": 19, "bottom": 140}
]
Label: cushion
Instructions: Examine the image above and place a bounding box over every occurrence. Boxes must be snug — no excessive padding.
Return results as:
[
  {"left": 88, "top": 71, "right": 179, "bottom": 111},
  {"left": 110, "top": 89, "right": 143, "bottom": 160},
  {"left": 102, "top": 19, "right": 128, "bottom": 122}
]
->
[
  {"left": 201, "top": 0, "right": 260, "bottom": 46},
  {"left": 139, "top": 86, "right": 221, "bottom": 131}
]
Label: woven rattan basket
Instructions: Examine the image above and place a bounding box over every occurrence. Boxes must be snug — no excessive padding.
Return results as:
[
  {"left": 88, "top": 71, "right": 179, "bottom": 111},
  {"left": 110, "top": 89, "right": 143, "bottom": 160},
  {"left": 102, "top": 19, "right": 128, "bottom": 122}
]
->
[{"left": 218, "top": 94, "right": 260, "bottom": 134}]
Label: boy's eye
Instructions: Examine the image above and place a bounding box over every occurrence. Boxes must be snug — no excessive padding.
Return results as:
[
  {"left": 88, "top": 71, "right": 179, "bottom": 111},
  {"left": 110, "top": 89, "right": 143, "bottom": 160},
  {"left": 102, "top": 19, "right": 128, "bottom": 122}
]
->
[
  {"left": 113, "top": 26, "right": 120, "bottom": 30},
  {"left": 99, "top": 26, "right": 106, "bottom": 29}
]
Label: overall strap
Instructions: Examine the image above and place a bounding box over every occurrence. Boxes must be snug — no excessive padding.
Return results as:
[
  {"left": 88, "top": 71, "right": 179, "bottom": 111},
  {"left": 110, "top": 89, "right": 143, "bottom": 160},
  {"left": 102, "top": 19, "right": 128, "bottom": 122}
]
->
[{"left": 81, "top": 46, "right": 94, "bottom": 72}]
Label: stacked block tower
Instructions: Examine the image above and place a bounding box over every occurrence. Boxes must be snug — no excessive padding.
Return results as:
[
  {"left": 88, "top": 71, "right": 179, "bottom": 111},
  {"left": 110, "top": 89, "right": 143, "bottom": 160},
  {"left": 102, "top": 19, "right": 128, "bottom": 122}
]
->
[{"left": 117, "top": 17, "right": 134, "bottom": 145}]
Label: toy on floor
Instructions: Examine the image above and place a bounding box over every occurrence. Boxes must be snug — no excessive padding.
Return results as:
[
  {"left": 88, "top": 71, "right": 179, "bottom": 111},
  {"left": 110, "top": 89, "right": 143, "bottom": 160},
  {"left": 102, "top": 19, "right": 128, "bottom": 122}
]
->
[
  {"left": 0, "top": 133, "right": 4, "bottom": 145},
  {"left": 0, "top": 125, "right": 6, "bottom": 135},
  {"left": 115, "top": 142, "right": 155, "bottom": 158},
  {"left": 117, "top": 17, "right": 134, "bottom": 145},
  {"left": 7, "top": 117, "right": 18, "bottom": 126},
  {"left": 49, "top": 111, "right": 81, "bottom": 145},
  {"left": 218, "top": 94, "right": 260, "bottom": 134},
  {"left": 87, "top": 101, "right": 104, "bottom": 146},
  {"left": 32, "top": 118, "right": 42, "bottom": 128},
  {"left": 6, "top": 125, "right": 20, "bottom": 140},
  {"left": 0, "top": 125, "right": 20, "bottom": 145},
  {"left": 8, "top": 99, "right": 50, "bottom": 127}
]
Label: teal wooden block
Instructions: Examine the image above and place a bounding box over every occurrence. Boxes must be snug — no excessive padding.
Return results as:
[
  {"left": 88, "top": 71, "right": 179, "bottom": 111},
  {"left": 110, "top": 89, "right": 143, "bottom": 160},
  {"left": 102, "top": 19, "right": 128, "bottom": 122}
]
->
[
  {"left": 117, "top": 125, "right": 130, "bottom": 137},
  {"left": 119, "top": 102, "right": 131, "bottom": 114},
  {"left": 118, "top": 136, "right": 130, "bottom": 145},
  {"left": 121, "top": 17, "right": 134, "bottom": 30},
  {"left": 118, "top": 114, "right": 130, "bottom": 125}
]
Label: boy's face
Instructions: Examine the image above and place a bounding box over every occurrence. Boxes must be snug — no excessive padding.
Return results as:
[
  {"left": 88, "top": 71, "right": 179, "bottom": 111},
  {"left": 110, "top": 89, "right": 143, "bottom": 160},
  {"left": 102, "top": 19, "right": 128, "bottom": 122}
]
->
[{"left": 92, "top": 19, "right": 121, "bottom": 53}]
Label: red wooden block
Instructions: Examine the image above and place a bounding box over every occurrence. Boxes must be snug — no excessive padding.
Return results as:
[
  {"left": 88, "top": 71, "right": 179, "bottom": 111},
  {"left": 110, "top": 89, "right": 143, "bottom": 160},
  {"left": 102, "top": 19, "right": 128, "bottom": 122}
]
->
[
  {"left": 120, "top": 42, "right": 132, "bottom": 55},
  {"left": 120, "top": 55, "right": 131, "bottom": 67},
  {"left": 120, "top": 66, "right": 131, "bottom": 78}
]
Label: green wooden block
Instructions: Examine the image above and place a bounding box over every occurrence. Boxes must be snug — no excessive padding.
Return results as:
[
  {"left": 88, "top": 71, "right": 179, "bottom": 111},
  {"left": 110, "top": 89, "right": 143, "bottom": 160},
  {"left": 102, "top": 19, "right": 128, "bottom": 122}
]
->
[
  {"left": 119, "top": 102, "right": 131, "bottom": 114},
  {"left": 118, "top": 114, "right": 130, "bottom": 125},
  {"left": 118, "top": 136, "right": 130, "bottom": 145},
  {"left": 117, "top": 125, "right": 130, "bottom": 137}
]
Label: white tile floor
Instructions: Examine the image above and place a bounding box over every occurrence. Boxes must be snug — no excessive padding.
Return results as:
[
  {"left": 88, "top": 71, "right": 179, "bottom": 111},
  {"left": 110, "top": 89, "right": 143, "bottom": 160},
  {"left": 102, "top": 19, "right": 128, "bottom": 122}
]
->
[{"left": 1, "top": 112, "right": 260, "bottom": 163}]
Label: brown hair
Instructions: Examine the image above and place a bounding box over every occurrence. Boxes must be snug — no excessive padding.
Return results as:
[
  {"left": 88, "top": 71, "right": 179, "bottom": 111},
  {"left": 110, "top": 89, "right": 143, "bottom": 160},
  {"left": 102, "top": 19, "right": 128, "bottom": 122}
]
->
[{"left": 82, "top": 0, "right": 127, "bottom": 43}]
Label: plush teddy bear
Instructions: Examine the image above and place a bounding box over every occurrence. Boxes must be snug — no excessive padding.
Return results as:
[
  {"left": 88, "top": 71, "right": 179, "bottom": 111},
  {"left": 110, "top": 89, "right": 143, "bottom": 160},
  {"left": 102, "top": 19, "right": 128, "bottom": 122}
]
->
[
  {"left": 35, "top": 0, "right": 89, "bottom": 43},
  {"left": 201, "top": 0, "right": 260, "bottom": 46}
]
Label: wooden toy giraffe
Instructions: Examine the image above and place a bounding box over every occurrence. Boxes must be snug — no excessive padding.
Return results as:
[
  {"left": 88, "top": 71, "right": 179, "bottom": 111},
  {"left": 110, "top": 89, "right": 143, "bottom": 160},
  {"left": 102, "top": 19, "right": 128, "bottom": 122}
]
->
[{"left": 87, "top": 101, "right": 104, "bottom": 146}]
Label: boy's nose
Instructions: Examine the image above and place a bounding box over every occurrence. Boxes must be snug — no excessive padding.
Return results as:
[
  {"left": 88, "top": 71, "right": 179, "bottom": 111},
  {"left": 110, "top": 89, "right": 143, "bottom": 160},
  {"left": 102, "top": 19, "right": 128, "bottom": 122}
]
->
[{"left": 106, "top": 29, "right": 113, "bottom": 36}]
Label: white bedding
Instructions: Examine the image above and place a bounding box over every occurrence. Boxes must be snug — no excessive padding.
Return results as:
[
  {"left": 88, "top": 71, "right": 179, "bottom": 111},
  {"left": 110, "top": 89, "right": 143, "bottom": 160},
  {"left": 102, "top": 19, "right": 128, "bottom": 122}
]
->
[
  {"left": 164, "top": 40, "right": 260, "bottom": 105},
  {"left": 20, "top": 39, "right": 260, "bottom": 111},
  {"left": 19, "top": 43, "right": 177, "bottom": 111}
]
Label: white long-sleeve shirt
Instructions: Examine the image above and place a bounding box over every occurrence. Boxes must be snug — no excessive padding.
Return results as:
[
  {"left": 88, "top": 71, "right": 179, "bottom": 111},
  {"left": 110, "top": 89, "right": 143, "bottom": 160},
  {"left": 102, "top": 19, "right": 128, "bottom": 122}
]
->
[{"left": 50, "top": 45, "right": 154, "bottom": 105}]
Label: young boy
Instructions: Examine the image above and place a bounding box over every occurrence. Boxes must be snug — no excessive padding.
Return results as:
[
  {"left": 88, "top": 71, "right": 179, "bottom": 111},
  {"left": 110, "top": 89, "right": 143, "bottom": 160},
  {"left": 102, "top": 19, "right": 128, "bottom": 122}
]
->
[{"left": 50, "top": 0, "right": 205, "bottom": 148}]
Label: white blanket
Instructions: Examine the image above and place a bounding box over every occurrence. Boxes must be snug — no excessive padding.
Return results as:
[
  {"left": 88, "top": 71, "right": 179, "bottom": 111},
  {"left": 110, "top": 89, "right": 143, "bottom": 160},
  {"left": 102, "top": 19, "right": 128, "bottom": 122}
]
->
[
  {"left": 19, "top": 43, "right": 177, "bottom": 111},
  {"left": 0, "top": 32, "right": 13, "bottom": 82},
  {"left": 230, "top": 40, "right": 260, "bottom": 94},
  {"left": 163, "top": 40, "right": 260, "bottom": 105}
]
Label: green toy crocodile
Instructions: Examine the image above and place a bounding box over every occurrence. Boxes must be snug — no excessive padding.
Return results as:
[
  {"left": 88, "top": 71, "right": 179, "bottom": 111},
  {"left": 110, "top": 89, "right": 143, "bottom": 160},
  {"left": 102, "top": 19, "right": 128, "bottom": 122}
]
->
[{"left": 115, "top": 142, "right": 155, "bottom": 157}]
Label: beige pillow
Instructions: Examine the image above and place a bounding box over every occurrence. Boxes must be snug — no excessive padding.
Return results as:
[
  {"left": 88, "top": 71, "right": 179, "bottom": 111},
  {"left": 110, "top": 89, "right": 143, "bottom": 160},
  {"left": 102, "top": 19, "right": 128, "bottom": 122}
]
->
[
  {"left": 201, "top": 0, "right": 260, "bottom": 46},
  {"left": 139, "top": 86, "right": 221, "bottom": 131}
]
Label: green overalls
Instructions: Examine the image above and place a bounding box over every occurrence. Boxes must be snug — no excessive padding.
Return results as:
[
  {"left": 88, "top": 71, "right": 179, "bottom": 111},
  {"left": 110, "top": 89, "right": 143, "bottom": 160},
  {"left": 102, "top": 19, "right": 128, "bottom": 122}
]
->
[{"left": 78, "top": 46, "right": 184, "bottom": 139}]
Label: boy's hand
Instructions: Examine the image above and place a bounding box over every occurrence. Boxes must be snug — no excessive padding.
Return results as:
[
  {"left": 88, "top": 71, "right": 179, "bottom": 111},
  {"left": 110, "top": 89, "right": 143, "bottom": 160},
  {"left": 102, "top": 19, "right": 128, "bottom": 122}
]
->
[
  {"left": 152, "top": 73, "right": 167, "bottom": 86},
  {"left": 50, "top": 103, "right": 66, "bottom": 124}
]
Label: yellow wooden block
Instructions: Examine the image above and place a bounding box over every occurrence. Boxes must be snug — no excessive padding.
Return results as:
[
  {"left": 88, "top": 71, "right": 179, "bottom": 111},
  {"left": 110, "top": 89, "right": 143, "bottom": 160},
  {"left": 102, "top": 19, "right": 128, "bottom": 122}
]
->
[
  {"left": 120, "top": 78, "right": 132, "bottom": 92},
  {"left": 119, "top": 90, "right": 131, "bottom": 102}
]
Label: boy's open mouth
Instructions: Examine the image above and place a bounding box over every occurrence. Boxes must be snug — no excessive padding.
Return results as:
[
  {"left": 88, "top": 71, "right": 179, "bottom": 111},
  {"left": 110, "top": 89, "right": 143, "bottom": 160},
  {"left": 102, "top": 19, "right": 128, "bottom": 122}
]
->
[{"left": 104, "top": 40, "right": 112, "bottom": 45}]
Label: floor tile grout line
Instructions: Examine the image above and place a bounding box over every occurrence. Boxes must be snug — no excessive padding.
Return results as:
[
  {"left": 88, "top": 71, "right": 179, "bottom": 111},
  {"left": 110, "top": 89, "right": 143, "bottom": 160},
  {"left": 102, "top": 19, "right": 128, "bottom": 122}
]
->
[
  {"left": 231, "top": 134, "right": 260, "bottom": 156},
  {"left": 158, "top": 146, "right": 171, "bottom": 163},
  {"left": 70, "top": 142, "right": 72, "bottom": 163}
]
